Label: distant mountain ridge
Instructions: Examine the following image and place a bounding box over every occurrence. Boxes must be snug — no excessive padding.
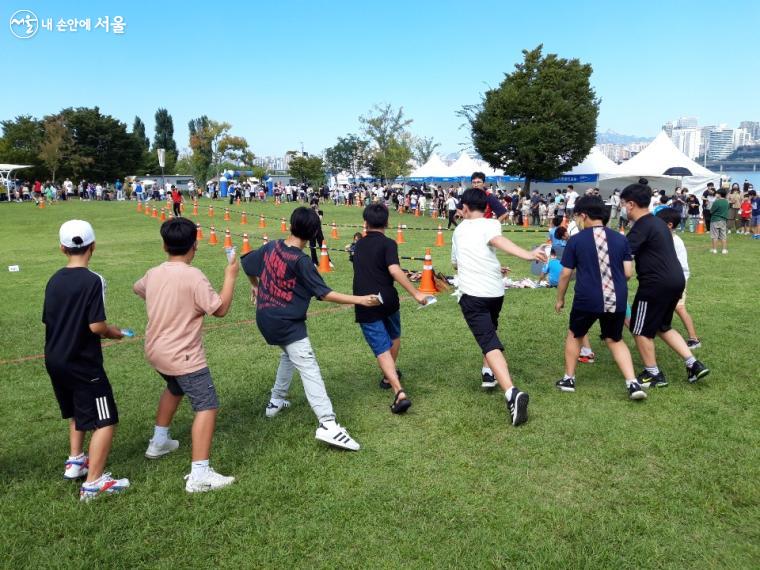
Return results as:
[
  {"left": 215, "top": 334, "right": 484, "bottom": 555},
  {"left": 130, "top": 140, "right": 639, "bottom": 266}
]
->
[{"left": 596, "top": 129, "right": 654, "bottom": 145}]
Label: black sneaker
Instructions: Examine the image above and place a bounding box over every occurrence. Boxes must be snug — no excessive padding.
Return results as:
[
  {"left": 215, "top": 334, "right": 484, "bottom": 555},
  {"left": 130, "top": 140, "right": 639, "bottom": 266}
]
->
[
  {"left": 686, "top": 360, "right": 710, "bottom": 384},
  {"left": 506, "top": 389, "right": 529, "bottom": 426},
  {"left": 627, "top": 381, "right": 647, "bottom": 400},
  {"left": 481, "top": 371, "right": 497, "bottom": 389},
  {"left": 555, "top": 377, "right": 576, "bottom": 392},
  {"left": 637, "top": 369, "right": 668, "bottom": 388},
  {"left": 686, "top": 338, "right": 702, "bottom": 349}
]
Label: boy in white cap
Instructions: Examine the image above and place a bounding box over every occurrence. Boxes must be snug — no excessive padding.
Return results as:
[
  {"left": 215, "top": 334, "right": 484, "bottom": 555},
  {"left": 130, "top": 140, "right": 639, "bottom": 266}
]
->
[{"left": 43, "top": 220, "right": 130, "bottom": 501}]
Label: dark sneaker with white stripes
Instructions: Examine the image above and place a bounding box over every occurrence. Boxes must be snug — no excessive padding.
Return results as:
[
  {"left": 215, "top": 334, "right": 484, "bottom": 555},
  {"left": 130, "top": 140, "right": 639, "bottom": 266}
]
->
[
  {"left": 315, "top": 420, "right": 360, "bottom": 451},
  {"left": 555, "top": 377, "right": 576, "bottom": 392},
  {"left": 506, "top": 389, "right": 529, "bottom": 427},
  {"left": 637, "top": 370, "right": 668, "bottom": 388},
  {"left": 481, "top": 371, "right": 497, "bottom": 389},
  {"left": 686, "top": 360, "right": 710, "bottom": 384}
]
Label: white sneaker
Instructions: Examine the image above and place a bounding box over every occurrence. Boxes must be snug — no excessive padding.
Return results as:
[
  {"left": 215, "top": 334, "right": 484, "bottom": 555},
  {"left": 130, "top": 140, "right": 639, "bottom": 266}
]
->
[
  {"left": 722, "top": 249, "right": 728, "bottom": 254},
  {"left": 63, "top": 455, "right": 88, "bottom": 479},
  {"left": 710, "top": 249, "right": 717, "bottom": 254},
  {"left": 315, "top": 420, "right": 360, "bottom": 451},
  {"left": 184, "top": 467, "right": 235, "bottom": 493},
  {"left": 265, "top": 398, "right": 291, "bottom": 418},
  {"left": 80, "top": 473, "right": 130, "bottom": 501},
  {"left": 145, "top": 438, "right": 180, "bottom": 459}
]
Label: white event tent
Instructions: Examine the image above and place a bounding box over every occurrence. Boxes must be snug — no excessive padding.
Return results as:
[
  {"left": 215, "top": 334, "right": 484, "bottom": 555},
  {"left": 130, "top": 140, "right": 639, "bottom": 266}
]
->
[{"left": 407, "top": 154, "right": 454, "bottom": 181}]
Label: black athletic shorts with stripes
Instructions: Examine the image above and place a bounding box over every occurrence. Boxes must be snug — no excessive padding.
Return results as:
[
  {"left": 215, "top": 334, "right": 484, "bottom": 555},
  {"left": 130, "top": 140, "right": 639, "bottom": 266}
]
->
[
  {"left": 459, "top": 294, "right": 505, "bottom": 354},
  {"left": 629, "top": 289, "right": 682, "bottom": 339},
  {"left": 47, "top": 366, "right": 119, "bottom": 431}
]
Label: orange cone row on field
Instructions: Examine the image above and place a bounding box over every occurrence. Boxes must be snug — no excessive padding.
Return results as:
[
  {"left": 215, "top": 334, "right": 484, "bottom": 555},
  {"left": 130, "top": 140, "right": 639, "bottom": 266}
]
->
[
  {"left": 418, "top": 248, "right": 437, "bottom": 294},
  {"left": 280, "top": 218, "right": 287, "bottom": 233},
  {"left": 137, "top": 201, "right": 143, "bottom": 213},
  {"left": 208, "top": 226, "right": 218, "bottom": 245},
  {"left": 331, "top": 222, "right": 338, "bottom": 239},
  {"left": 241, "top": 212, "right": 248, "bottom": 225},
  {"left": 196, "top": 224, "right": 204, "bottom": 240},
  {"left": 318, "top": 241, "right": 332, "bottom": 273},
  {"left": 223, "top": 228, "right": 232, "bottom": 248},
  {"left": 224, "top": 208, "right": 231, "bottom": 221},
  {"left": 435, "top": 225, "right": 445, "bottom": 247},
  {"left": 241, "top": 233, "right": 251, "bottom": 253},
  {"left": 396, "top": 224, "right": 405, "bottom": 244},
  {"left": 258, "top": 214, "right": 266, "bottom": 228}
]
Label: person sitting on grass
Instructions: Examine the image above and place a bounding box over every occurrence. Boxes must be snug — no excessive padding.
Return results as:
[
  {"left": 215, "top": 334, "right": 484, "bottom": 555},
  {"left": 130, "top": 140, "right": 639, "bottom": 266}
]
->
[
  {"left": 451, "top": 189, "right": 547, "bottom": 426},
  {"left": 655, "top": 207, "right": 701, "bottom": 350},
  {"left": 133, "top": 217, "right": 239, "bottom": 493},
  {"left": 553, "top": 196, "right": 646, "bottom": 400},
  {"left": 242, "top": 207, "right": 380, "bottom": 451},
  {"left": 538, "top": 248, "right": 562, "bottom": 287},
  {"left": 43, "top": 220, "right": 130, "bottom": 501},
  {"left": 352, "top": 204, "right": 428, "bottom": 414}
]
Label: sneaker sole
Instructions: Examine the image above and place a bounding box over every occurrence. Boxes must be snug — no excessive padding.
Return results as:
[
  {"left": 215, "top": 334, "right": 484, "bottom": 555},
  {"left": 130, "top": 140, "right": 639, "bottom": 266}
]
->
[
  {"left": 688, "top": 368, "right": 710, "bottom": 384},
  {"left": 63, "top": 471, "right": 88, "bottom": 480},
  {"left": 629, "top": 390, "right": 647, "bottom": 400},
  {"left": 315, "top": 433, "right": 360, "bottom": 451},
  {"left": 185, "top": 480, "right": 235, "bottom": 493},
  {"left": 640, "top": 381, "right": 668, "bottom": 388},
  {"left": 511, "top": 392, "right": 529, "bottom": 426},
  {"left": 556, "top": 386, "right": 576, "bottom": 393},
  {"left": 687, "top": 343, "right": 702, "bottom": 349},
  {"left": 391, "top": 399, "right": 412, "bottom": 415},
  {"left": 481, "top": 382, "right": 497, "bottom": 389},
  {"left": 145, "top": 445, "right": 179, "bottom": 459}
]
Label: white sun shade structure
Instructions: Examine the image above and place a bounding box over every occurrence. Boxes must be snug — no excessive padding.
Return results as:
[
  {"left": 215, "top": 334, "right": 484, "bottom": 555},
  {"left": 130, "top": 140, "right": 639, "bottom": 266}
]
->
[
  {"left": 407, "top": 154, "right": 454, "bottom": 181},
  {"left": 0, "top": 164, "right": 32, "bottom": 201}
]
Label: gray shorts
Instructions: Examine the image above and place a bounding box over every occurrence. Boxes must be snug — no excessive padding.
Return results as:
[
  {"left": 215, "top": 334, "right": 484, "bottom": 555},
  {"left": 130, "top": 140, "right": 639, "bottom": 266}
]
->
[
  {"left": 159, "top": 367, "right": 219, "bottom": 411},
  {"left": 710, "top": 220, "right": 727, "bottom": 240}
]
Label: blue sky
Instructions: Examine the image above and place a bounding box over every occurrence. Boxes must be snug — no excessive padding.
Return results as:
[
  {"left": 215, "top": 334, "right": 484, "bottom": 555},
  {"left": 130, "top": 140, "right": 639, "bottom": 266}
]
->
[{"left": 2, "top": 0, "right": 759, "bottom": 157}]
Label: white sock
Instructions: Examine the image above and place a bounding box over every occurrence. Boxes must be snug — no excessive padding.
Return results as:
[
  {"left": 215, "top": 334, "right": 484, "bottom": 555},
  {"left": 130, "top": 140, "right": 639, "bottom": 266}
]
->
[
  {"left": 625, "top": 379, "right": 637, "bottom": 387},
  {"left": 481, "top": 367, "right": 493, "bottom": 376},
  {"left": 564, "top": 374, "right": 575, "bottom": 381},
  {"left": 68, "top": 452, "right": 85, "bottom": 461},
  {"left": 153, "top": 425, "right": 170, "bottom": 443},
  {"left": 645, "top": 365, "right": 660, "bottom": 375},
  {"left": 684, "top": 356, "right": 696, "bottom": 367},
  {"left": 191, "top": 459, "right": 209, "bottom": 476},
  {"left": 505, "top": 387, "right": 516, "bottom": 400},
  {"left": 580, "top": 347, "right": 593, "bottom": 356}
]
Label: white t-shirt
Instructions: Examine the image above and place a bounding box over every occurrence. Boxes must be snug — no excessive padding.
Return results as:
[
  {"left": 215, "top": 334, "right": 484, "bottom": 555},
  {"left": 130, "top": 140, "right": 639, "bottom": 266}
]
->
[
  {"left": 672, "top": 234, "right": 690, "bottom": 280},
  {"left": 451, "top": 218, "right": 504, "bottom": 298},
  {"left": 446, "top": 197, "right": 458, "bottom": 211},
  {"left": 566, "top": 191, "right": 578, "bottom": 208}
]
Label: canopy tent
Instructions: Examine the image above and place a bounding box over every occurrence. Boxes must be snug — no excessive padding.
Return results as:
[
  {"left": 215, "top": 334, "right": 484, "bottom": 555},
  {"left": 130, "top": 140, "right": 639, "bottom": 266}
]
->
[
  {"left": 567, "top": 147, "right": 618, "bottom": 175},
  {"left": 0, "top": 164, "right": 32, "bottom": 200},
  {"left": 609, "top": 131, "right": 719, "bottom": 193},
  {"left": 407, "top": 154, "right": 456, "bottom": 181}
]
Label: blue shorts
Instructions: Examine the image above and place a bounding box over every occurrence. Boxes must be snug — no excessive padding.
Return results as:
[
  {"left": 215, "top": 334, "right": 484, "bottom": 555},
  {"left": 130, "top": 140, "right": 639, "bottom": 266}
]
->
[{"left": 359, "top": 311, "right": 401, "bottom": 357}]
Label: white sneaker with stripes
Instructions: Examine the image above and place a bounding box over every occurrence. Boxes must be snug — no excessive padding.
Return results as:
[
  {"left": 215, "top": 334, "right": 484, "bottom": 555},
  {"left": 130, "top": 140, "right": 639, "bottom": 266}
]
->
[{"left": 315, "top": 420, "right": 360, "bottom": 451}]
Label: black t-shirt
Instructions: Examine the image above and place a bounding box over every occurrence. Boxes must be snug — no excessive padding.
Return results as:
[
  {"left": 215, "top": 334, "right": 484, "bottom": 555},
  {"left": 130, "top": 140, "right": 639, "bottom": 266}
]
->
[
  {"left": 352, "top": 231, "right": 400, "bottom": 323},
  {"left": 626, "top": 214, "right": 685, "bottom": 293},
  {"left": 241, "top": 240, "right": 332, "bottom": 346},
  {"left": 42, "top": 267, "right": 107, "bottom": 380}
]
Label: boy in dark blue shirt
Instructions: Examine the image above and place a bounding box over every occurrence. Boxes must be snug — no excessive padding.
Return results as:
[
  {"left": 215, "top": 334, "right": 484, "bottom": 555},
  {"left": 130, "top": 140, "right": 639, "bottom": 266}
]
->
[{"left": 554, "top": 197, "right": 646, "bottom": 400}]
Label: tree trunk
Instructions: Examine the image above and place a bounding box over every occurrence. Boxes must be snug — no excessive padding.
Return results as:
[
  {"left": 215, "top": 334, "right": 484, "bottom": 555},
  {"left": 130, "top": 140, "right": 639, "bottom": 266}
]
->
[{"left": 523, "top": 176, "right": 531, "bottom": 196}]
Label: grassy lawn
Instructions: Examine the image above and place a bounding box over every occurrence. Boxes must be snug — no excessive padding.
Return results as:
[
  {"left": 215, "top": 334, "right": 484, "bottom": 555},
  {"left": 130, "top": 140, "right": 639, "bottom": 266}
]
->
[{"left": 0, "top": 198, "right": 758, "bottom": 568}]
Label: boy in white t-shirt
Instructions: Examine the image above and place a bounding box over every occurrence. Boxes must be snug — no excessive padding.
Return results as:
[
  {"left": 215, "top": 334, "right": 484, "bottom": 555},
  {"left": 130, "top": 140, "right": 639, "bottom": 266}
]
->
[{"left": 451, "top": 189, "right": 547, "bottom": 426}]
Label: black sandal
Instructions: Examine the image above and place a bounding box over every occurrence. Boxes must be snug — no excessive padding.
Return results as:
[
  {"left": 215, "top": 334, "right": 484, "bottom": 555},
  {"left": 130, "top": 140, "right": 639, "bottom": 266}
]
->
[
  {"left": 379, "top": 369, "right": 402, "bottom": 390},
  {"left": 390, "top": 389, "right": 412, "bottom": 414}
]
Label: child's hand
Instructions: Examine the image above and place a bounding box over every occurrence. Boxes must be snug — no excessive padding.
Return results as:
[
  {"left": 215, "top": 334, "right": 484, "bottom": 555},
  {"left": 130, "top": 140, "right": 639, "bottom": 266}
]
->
[
  {"left": 359, "top": 294, "right": 381, "bottom": 307},
  {"left": 555, "top": 299, "right": 565, "bottom": 313},
  {"left": 500, "top": 266, "right": 511, "bottom": 275},
  {"left": 413, "top": 292, "right": 428, "bottom": 305},
  {"left": 225, "top": 256, "right": 240, "bottom": 279},
  {"left": 532, "top": 247, "right": 549, "bottom": 263}
]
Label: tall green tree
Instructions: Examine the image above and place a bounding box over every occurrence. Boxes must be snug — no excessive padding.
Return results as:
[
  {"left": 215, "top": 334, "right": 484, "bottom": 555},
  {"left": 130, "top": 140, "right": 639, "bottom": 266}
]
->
[
  {"left": 188, "top": 116, "right": 213, "bottom": 183},
  {"left": 152, "top": 108, "right": 177, "bottom": 173},
  {"left": 38, "top": 117, "right": 68, "bottom": 182},
  {"left": 324, "top": 134, "right": 371, "bottom": 182},
  {"left": 368, "top": 137, "right": 413, "bottom": 182},
  {"left": 412, "top": 136, "right": 440, "bottom": 165},
  {"left": 360, "top": 103, "right": 413, "bottom": 154},
  {"left": 0, "top": 115, "right": 46, "bottom": 180},
  {"left": 132, "top": 116, "right": 149, "bottom": 150},
  {"left": 462, "top": 45, "right": 599, "bottom": 191},
  {"left": 218, "top": 135, "right": 254, "bottom": 167},
  {"left": 289, "top": 155, "right": 325, "bottom": 187}
]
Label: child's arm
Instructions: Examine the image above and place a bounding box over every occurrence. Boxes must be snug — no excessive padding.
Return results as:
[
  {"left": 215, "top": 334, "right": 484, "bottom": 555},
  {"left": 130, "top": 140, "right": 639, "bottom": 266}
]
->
[
  {"left": 322, "top": 291, "right": 380, "bottom": 306},
  {"left": 389, "top": 264, "right": 428, "bottom": 304},
  {"left": 90, "top": 321, "right": 125, "bottom": 339},
  {"left": 489, "top": 236, "right": 548, "bottom": 263},
  {"left": 554, "top": 267, "right": 574, "bottom": 313},
  {"left": 623, "top": 260, "right": 634, "bottom": 280},
  {"left": 133, "top": 276, "right": 146, "bottom": 299},
  {"left": 213, "top": 256, "right": 240, "bottom": 317}
]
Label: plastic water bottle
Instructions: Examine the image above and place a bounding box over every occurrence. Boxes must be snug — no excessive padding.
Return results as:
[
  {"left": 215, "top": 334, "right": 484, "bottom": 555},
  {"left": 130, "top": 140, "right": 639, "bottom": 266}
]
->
[
  {"left": 120, "top": 328, "right": 135, "bottom": 338},
  {"left": 224, "top": 246, "right": 236, "bottom": 263}
]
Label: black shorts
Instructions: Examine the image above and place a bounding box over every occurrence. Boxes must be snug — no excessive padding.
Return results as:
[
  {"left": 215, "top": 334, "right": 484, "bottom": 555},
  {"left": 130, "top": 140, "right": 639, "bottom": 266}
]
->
[
  {"left": 159, "top": 367, "right": 219, "bottom": 412},
  {"left": 569, "top": 309, "right": 626, "bottom": 342},
  {"left": 629, "top": 290, "right": 681, "bottom": 339},
  {"left": 459, "top": 294, "right": 504, "bottom": 354},
  {"left": 49, "top": 371, "right": 118, "bottom": 431}
]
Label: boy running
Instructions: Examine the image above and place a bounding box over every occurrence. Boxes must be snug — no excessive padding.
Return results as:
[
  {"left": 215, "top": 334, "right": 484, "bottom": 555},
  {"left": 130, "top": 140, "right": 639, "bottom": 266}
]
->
[
  {"left": 620, "top": 182, "right": 710, "bottom": 387},
  {"left": 554, "top": 197, "right": 646, "bottom": 400},
  {"left": 43, "top": 220, "right": 130, "bottom": 501},
  {"left": 242, "top": 207, "right": 380, "bottom": 450},
  {"left": 352, "top": 204, "right": 428, "bottom": 414},
  {"left": 133, "top": 217, "right": 239, "bottom": 493},
  {"left": 451, "top": 189, "right": 547, "bottom": 426}
]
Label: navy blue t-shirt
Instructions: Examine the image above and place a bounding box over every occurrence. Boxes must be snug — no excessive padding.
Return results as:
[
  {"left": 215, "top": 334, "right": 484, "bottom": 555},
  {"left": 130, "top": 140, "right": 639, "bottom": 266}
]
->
[
  {"left": 560, "top": 227, "right": 631, "bottom": 313},
  {"left": 241, "top": 240, "right": 332, "bottom": 346}
]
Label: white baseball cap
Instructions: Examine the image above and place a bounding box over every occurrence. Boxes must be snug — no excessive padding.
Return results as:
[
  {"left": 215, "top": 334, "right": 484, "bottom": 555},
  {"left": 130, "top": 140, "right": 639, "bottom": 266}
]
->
[{"left": 59, "top": 220, "right": 95, "bottom": 248}]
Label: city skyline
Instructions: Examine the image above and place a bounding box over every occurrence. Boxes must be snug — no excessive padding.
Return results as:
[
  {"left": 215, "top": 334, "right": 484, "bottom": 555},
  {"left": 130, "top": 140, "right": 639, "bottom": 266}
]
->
[{"left": 2, "top": 0, "right": 759, "bottom": 158}]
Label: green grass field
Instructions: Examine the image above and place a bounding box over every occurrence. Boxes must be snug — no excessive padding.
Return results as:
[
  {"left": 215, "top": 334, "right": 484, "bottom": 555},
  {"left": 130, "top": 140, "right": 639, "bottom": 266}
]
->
[{"left": 1, "top": 199, "right": 758, "bottom": 569}]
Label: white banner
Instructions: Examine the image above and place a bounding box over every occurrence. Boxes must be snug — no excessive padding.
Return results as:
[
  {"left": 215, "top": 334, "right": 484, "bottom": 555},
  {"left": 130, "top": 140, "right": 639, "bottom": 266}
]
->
[{"left": 157, "top": 148, "right": 166, "bottom": 168}]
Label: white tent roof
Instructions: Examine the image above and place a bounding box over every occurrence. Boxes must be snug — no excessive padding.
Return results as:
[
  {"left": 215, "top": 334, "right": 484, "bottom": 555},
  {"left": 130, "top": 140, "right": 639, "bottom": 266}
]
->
[
  {"left": 0, "top": 164, "right": 33, "bottom": 171},
  {"left": 447, "top": 152, "right": 484, "bottom": 177},
  {"left": 611, "top": 131, "right": 719, "bottom": 191},
  {"left": 409, "top": 154, "right": 452, "bottom": 178},
  {"left": 568, "top": 147, "right": 618, "bottom": 175}
]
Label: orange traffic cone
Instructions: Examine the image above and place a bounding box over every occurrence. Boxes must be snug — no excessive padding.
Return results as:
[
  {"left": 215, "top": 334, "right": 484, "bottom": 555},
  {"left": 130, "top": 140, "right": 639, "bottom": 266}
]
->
[
  {"left": 145, "top": 203, "right": 151, "bottom": 217},
  {"left": 523, "top": 215, "right": 529, "bottom": 228},
  {"left": 418, "top": 248, "right": 437, "bottom": 294},
  {"left": 396, "top": 224, "right": 405, "bottom": 244},
  {"left": 362, "top": 221, "right": 367, "bottom": 237},
  {"left": 432, "top": 207, "right": 438, "bottom": 219},
  {"left": 160, "top": 209, "right": 166, "bottom": 222},
  {"left": 280, "top": 218, "right": 287, "bottom": 233},
  {"left": 208, "top": 226, "right": 218, "bottom": 245},
  {"left": 241, "top": 233, "right": 252, "bottom": 254},
  {"left": 223, "top": 228, "right": 232, "bottom": 248},
  {"left": 236, "top": 197, "right": 241, "bottom": 206},
  {"left": 318, "top": 241, "right": 332, "bottom": 273},
  {"left": 258, "top": 214, "right": 266, "bottom": 228},
  {"left": 435, "top": 225, "right": 445, "bottom": 247},
  {"left": 192, "top": 201, "right": 198, "bottom": 216},
  {"left": 196, "top": 224, "right": 204, "bottom": 240},
  {"left": 39, "top": 198, "right": 45, "bottom": 209},
  {"left": 241, "top": 212, "right": 248, "bottom": 225},
  {"left": 224, "top": 208, "right": 231, "bottom": 221},
  {"left": 180, "top": 202, "right": 185, "bottom": 213},
  {"left": 696, "top": 216, "right": 705, "bottom": 235},
  {"left": 331, "top": 222, "right": 338, "bottom": 239},
  {"left": 152, "top": 207, "right": 158, "bottom": 218},
  {"left": 137, "top": 201, "right": 143, "bottom": 213},
  {"left": 415, "top": 206, "right": 421, "bottom": 217},
  {"left": 208, "top": 205, "right": 214, "bottom": 218}
]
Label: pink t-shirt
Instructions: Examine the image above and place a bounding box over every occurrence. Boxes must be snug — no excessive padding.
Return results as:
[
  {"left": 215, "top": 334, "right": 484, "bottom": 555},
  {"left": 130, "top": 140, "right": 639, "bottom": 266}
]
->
[{"left": 133, "top": 262, "right": 222, "bottom": 376}]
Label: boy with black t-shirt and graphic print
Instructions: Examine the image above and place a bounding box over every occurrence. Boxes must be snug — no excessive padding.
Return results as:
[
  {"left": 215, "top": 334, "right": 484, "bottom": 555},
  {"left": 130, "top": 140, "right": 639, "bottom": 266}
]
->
[
  {"left": 242, "top": 207, "right": 380, "bottom": 451},
  {"left": 620, "top": 183, "right": 710, "bottom": 387},
  {"left": 43, "top": 220, "right": 130, "bottom": 501}
]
